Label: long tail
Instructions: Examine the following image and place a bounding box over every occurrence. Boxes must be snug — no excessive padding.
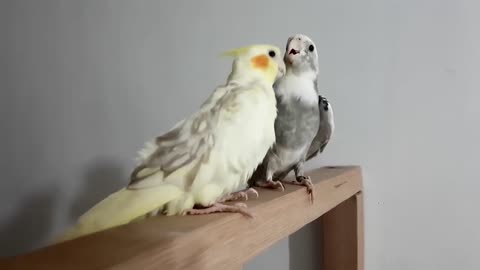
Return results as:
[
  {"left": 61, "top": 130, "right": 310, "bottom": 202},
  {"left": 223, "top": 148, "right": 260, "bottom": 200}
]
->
[{"left": 55, "top": 184, "right": 182, "bottom": 243}]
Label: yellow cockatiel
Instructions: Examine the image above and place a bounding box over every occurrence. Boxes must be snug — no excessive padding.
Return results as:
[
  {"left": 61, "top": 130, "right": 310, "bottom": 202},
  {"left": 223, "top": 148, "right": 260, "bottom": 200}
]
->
[{"left": 56, "top": 44, "right": 285, "bottom": 242}]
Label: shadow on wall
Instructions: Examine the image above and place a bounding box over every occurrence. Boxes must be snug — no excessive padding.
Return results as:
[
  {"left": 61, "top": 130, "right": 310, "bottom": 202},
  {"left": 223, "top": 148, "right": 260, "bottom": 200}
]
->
[
  {"left": 0, "top": 187, "right": 59, "bottom": 257},
  {"left": 69, "top": 158, "right": 128, "bottom": 222},
  {"left": 289, "top": 218, "right": 323, "bottom": 270},
  {"left": 0, "top": 158, "right": 129, "bottom": 257}
]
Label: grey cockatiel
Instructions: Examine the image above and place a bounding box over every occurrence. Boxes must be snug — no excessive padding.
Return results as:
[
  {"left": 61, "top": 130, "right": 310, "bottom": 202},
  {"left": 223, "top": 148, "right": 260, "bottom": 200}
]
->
[{"left": 249, "top": 34, "right": 334, "bottom": 201}]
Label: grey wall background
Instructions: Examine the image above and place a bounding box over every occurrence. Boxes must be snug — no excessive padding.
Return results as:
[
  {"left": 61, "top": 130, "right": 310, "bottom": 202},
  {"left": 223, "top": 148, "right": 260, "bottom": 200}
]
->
[{"left": 1, "top": 1, "right": 480, "bottom": 269}]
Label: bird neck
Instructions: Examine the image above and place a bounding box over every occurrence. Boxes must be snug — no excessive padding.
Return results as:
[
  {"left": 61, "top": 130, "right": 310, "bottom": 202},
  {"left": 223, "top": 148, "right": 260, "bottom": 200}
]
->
[
  {"left": 286, "top": 66, "right": 317, "bottom": 81},
  {"left": 227, "top": 68, "right": 273, "bottom": 87}
]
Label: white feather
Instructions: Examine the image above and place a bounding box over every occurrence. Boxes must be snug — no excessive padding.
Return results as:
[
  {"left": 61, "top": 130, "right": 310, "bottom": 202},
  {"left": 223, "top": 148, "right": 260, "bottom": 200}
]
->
[
  {"left": 275, "top": 73, "right": 318, "bottom": 105},
  {"left": 187, "top": 82, "right": 277, "bottom": 204},
  {"left": 135, "top": 140, "right": 157, "bottom": 164},
  {"left": 132, "top": 81, "right": 278, "bottom": 216}
]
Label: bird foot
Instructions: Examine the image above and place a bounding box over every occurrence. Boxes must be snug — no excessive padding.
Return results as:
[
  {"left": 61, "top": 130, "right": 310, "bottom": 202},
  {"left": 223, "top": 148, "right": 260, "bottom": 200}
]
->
[
  {"left": 219, "top": 188, "right": 259, "bottom": 202},
  {"left": 282, "top": 176, "right": 314, "bottom": 203},
  {"left": 254, "top": 179, "right": 285, "bottom": 192},
  {"left": 186, "top": 202, "right": 253, "bottom": 218}
]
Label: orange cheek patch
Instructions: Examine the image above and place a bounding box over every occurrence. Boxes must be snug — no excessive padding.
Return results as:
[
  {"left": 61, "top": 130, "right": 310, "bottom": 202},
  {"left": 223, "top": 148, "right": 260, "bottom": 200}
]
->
[{"left": 251, "top": 54, "right": 270, "bottom": 70}]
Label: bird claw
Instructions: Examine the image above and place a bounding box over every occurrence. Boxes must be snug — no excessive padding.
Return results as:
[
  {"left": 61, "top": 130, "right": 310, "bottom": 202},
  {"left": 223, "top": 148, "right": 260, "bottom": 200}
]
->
[
  {"left": 254, "top": 179, "right": 285, "bottom": 192},
  {"left": 219, "top": 188, "right": 259, "bottom": 202},
  {"left": 294, "top": 176, "right": 314, "bottom": 203},
  {"left": 243, "top": 188, "right": 260, "bottom": 200}
]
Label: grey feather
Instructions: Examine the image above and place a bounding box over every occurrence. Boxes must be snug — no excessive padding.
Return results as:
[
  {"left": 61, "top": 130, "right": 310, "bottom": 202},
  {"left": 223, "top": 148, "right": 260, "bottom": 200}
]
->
[
  {"left": 249, "top": 34, "right": 334, "bottom": 186},
  {"left": 306, "top": 95, "right": 334, "bottom": 160},
  {"left": 129, "top": 84, "right": 246, "bottom": 188},
  {"left": 249, "top": 85, "right": 320, "bottom": 185}
]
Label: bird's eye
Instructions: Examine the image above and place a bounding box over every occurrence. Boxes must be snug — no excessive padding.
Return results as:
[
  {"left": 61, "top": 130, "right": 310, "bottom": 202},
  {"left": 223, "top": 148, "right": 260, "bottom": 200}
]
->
[
  {"left": 268, "top": 50, "right": 276, "bottom": 58},
  {"left": 308, "top": 44, "right": 315, "bottom": 52}
]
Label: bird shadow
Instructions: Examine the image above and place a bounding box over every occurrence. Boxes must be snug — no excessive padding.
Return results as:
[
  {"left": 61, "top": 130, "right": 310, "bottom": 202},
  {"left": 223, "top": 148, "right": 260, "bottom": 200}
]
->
[
  {"left": 0, "top": 187, "right": 58, "bottom": 257},
  {"left": 289, "top": 217, "right": 323, "bottom": 270},
  {"left": 69, "top": 158, "right": 128, "bottom": 221},
  {"left": 0, "top": 158, "right": 129, "bottom": 258}
]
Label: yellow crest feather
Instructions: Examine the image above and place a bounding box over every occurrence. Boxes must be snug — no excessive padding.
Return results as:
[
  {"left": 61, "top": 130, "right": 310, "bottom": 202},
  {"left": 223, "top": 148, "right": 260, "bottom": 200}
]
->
[
  {"left": 221, "top": 44, "right": 278, "bottom": 58},
  {"left": 221, "top": 45, "right": 257, "bottom": 57}
]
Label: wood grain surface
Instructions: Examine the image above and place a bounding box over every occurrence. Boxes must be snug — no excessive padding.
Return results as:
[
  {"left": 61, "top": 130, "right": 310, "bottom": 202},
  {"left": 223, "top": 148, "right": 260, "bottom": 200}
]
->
[{"left": 0, "top": 166, "right": 363, "bottom": 270}]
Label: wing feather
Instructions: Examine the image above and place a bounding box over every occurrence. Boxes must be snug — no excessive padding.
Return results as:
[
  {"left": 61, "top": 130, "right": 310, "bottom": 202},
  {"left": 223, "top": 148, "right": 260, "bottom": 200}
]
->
[
  {"left": 128, "top": 84, "right": 243, "bottom": 188},
  {"left": 306, "top": 95, "right": 334, "bottom": 161}
]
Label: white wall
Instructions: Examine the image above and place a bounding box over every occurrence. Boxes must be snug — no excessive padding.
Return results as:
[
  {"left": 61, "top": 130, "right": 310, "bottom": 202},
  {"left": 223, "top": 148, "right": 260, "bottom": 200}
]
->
[{"left": 1, "top": 1, "right": 479, "bottom": 269}]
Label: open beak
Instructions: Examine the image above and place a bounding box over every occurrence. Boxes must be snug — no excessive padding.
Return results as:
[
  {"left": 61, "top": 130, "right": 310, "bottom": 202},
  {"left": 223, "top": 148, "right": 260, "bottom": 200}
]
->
[
  {"left": 285, "top": 37, "right": 303, "bottom": 65},
  {"left": 285, "top": 47, "right": 300, "bottom": 65},
  {"left": 288, "top": 48, "right": 299, "bottom": 55}
]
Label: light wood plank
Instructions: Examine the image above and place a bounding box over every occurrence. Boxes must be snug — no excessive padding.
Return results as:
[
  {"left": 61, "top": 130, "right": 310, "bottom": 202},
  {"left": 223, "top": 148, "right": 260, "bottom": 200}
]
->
[
  {"left": 1, "top": 166, "right": 363, "bottom": 270},
  {"left": 322, "top": 191, "right": 364, "bottom": 270}
]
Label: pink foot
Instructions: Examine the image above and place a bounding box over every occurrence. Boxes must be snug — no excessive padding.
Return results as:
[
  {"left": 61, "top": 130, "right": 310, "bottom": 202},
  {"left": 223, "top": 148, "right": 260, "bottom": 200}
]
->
[
  {"left": 219, "top": 188, "right": 259, "bottom": 202},
  {"left": 186, "top": 202, "right": 253, "bottom": 218},
  {"left": 254, "top": 179, "right": 285, "bottom": 191}
]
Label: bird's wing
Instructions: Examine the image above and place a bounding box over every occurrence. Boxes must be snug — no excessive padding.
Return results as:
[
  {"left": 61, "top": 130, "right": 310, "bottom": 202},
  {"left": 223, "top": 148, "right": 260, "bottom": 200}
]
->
[
  {"left": 306, "top": 95, "right": 333, "bottom": 161},
  {"left": 128, "top": 84, "right": 238, "bottom": 188}
]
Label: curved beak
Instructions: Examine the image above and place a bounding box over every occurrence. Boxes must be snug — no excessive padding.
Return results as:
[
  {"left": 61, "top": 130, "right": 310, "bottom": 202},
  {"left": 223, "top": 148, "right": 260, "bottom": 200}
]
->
[{"left": 284, "top": 38, "right": 303, "bottom": 65}]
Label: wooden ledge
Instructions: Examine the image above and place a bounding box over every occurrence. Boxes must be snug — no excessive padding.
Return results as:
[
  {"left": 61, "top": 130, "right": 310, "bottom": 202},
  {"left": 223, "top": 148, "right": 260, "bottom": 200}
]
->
[{"left": 1, "top": 166, "right": 363, "bottom": 270}]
